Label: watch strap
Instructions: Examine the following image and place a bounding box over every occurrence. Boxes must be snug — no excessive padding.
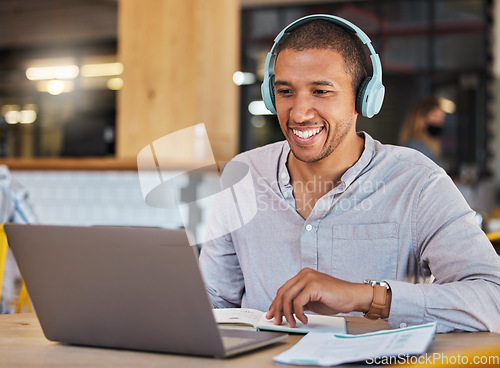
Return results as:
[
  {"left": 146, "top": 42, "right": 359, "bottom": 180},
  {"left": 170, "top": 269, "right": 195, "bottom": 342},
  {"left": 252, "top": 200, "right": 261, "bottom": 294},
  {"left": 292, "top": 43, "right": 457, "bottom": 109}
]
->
[{"left": 365, "top": 284, "right": 388, "bottom": 320}]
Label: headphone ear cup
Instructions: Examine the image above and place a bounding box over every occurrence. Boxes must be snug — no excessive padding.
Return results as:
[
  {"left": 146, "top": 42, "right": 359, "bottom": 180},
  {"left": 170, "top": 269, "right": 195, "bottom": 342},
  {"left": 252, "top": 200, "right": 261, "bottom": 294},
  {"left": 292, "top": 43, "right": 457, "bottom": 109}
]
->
[
  {"left": 356, "top": 77, "right": 371, "bottom": 116},
  {"left": 261, "top": 75, "right": 277, "bottom": 114}
]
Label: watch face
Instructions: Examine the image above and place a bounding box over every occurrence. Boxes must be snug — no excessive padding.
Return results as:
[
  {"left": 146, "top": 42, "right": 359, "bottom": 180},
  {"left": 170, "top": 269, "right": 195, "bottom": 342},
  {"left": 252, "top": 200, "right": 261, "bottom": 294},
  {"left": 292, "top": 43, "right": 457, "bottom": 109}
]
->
[
  {"left": 381, "top": 281, "right": 390, "bottom": 289},
  {"left": 364, "top": 280, "right": 390, "bottom": 289}
]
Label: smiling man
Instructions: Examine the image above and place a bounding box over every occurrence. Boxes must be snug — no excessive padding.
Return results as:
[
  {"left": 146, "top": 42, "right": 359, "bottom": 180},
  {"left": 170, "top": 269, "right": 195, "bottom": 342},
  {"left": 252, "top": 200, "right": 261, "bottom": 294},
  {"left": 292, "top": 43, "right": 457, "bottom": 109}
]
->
[
  {"left": 273, "top": 47, "right": 363, "bottom": 219},
  {"left": 199, "top": 15, "right": 500, "bottom": 333}
]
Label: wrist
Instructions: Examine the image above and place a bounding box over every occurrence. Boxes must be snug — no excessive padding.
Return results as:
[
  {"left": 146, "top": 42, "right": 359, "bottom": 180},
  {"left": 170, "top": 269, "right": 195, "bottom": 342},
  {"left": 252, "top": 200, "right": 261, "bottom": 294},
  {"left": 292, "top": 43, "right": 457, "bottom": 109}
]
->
[{"left": 355, "top": 283, "right": 375, "bottom": 314}]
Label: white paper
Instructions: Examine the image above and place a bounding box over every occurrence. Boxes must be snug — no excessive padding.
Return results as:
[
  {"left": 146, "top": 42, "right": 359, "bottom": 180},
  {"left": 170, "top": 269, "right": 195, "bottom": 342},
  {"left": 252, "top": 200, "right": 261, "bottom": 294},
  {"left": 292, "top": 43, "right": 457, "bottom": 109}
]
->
[
  {"left": 273, "top": 322, "right": 437, "bottom": 366},
  {"left": 213, "top": 308, "right": 346, "bottom": 334},
  {"left": 213, "top": 308, "right": 263, "bottom": 326},
  {"left": 256, "top": 313, "right": 346, "bottom": 334}
]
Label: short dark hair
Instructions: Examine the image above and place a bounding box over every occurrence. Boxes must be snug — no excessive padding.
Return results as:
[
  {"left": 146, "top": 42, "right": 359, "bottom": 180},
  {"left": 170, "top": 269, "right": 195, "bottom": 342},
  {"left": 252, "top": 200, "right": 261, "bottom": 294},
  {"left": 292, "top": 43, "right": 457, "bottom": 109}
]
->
[{"left": 275, "top": 19, "right": 368, "bottom": 93}]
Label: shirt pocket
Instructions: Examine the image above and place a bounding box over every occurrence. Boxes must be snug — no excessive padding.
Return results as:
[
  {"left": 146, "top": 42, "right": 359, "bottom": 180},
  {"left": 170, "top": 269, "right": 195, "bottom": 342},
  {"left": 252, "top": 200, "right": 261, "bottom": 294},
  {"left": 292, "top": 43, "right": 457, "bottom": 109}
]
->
[{"left": 331, "top": 222, "right": 399, "bottom": 282}]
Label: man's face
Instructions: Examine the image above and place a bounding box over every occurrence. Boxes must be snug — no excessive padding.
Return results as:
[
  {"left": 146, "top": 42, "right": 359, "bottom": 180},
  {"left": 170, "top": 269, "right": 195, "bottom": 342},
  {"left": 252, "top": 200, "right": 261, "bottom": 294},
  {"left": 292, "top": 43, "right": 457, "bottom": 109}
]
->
[{"left": 274, "top": 48, "right": 358, "bottom": 163}]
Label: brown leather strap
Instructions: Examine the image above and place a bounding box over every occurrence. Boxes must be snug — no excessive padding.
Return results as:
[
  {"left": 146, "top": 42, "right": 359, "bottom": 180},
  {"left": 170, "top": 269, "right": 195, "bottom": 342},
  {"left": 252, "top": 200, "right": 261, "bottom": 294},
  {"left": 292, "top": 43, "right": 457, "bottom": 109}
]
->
[{"left": 364, "top": 284, "right": 387, "bottom": 320}]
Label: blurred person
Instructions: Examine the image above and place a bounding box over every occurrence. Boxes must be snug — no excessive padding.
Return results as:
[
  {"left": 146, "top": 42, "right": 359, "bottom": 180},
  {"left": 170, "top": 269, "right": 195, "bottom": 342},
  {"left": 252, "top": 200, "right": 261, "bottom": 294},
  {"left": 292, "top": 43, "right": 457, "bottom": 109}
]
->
[
  {"left": 0, "top": 165, "right": 37, "bottom": 313},
  {"left": 398, "top": 96, "right": 447, "bottom": 167}
]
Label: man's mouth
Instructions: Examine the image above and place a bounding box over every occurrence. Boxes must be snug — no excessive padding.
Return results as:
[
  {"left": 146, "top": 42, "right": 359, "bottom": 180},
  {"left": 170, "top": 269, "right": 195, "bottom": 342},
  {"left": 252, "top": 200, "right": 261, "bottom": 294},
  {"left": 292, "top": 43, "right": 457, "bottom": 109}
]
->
[{"left": 292, "top": 127, "right": 323, "bottom": 139}]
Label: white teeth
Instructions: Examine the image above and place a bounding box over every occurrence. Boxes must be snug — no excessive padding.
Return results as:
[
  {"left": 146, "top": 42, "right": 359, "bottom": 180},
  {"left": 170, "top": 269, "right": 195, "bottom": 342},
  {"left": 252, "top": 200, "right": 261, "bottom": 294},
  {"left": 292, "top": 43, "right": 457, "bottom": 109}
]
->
[{"left": 292, "top": 128, "right": 321, "bottom": 139}]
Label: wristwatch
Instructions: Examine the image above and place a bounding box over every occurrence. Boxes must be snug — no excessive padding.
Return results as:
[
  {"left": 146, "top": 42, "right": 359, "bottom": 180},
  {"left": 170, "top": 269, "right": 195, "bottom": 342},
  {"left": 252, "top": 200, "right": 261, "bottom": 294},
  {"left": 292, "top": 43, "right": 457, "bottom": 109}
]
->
[{"left": 363, "top": 280, "right": 390, "bottom": 320}]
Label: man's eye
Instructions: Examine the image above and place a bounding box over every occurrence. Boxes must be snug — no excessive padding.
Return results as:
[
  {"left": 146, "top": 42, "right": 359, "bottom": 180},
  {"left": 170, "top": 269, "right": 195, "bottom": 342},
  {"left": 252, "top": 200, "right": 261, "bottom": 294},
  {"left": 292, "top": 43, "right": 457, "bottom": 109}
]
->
[
  {"left": 277, "top": 89, "right": 292, "bottom": 95},
  {"left": 314, "top": 89, "right": 330, "bottom": 95}
]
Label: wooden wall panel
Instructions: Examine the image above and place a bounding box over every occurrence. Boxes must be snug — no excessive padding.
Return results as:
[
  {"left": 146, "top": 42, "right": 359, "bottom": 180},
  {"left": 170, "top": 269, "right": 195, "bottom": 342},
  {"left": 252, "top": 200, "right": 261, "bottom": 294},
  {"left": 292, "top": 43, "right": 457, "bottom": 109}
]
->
[{"left": 117, "top": 0, "right": 240, "bottom": 160}]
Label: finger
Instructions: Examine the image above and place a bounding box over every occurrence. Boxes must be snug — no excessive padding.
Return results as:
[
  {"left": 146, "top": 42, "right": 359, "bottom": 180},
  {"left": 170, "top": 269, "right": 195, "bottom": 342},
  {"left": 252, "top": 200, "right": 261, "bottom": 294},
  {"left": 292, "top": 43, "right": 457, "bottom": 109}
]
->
[
  {"left": 268, "top": 274, "right": 303, "bottom": 325},
  {"left": 268, "top": 289, "right": 285, "bottom": 325},
  {"left": 292, "top": 300, "right": 307, "bottom": 325},
  {"left": 266, "top": 299, "right": 282, "bottom": 323},
  {"left": 282, "top": 294, "right": 297, "bottom": 328},
  {"left": 295, "top": 310, "right": 309, "bottom": 325},
  {"left": 292, "top": 285, "right": 317, "bottom": 324},
  {"left": 281, "top": 279, "right": 310, "bottom": 328}
]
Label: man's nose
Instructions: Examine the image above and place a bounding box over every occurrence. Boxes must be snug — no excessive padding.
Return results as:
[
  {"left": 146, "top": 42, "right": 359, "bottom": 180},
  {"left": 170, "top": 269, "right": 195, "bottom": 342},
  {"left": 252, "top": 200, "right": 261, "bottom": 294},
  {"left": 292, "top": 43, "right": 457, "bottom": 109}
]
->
[{"left": 290, "top": 95, "right": 315, "bottom": 123}]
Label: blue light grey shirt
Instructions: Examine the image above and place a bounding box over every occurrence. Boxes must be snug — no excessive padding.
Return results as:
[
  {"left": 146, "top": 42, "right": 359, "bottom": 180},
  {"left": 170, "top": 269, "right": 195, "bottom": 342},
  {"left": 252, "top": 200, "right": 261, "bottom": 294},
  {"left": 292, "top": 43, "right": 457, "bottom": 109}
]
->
[{"left": 199, "top": 132, "right": 500, "bottom": 333}]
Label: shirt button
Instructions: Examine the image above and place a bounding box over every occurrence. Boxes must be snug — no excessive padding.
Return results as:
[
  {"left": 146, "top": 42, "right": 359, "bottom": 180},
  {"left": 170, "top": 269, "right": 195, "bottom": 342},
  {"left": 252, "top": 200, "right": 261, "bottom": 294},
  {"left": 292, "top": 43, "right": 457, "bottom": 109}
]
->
[
  {"left": 283, "top": 192, "right": 288, "bottom": 198},
  {"left": 281, "top": 172, "right": 287, "bottom": 179},
  {"left": 305, "top": 224, "right": 313, "bottom": 231},
  {"left": 399, "top": 323, "right": 407, "bottom": 328}
]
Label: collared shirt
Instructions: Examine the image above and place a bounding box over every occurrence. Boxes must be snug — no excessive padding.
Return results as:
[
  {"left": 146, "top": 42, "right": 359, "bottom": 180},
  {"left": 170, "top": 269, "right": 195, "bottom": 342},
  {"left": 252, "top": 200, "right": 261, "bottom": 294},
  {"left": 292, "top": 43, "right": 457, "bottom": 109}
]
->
[{"left": 199, "top": 133, "right": 500, "bottom": 333}]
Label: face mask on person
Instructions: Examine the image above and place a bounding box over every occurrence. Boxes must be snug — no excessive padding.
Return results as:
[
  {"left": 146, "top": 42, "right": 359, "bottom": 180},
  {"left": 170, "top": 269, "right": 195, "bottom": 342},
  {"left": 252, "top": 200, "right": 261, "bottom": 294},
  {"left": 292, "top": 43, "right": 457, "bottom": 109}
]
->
[{"left": 426, "top": 124, "right": 443, "bottom": 137}]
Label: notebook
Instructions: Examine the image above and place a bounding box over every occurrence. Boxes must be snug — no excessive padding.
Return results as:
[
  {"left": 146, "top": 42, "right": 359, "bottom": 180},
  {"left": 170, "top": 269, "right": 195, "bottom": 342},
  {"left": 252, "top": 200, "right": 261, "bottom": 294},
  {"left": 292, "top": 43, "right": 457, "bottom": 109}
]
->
[{"left": 5, "top": 224, "right": 287, "bottom": 358}]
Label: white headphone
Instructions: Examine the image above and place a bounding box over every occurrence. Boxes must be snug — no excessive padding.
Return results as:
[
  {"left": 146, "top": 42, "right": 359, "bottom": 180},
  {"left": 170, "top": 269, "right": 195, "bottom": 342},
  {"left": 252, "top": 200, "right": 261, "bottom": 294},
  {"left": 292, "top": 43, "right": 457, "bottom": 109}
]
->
[{"left": 261, "top": 14, "right": 385, "bottom": 118}]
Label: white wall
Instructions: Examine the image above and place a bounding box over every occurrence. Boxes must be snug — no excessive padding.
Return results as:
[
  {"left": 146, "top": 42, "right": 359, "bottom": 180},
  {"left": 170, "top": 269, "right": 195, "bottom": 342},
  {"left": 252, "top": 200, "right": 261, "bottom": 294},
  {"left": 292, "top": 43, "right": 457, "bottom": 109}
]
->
[{"left": 13, "top": 170, "right": 184, "bottom": 228}]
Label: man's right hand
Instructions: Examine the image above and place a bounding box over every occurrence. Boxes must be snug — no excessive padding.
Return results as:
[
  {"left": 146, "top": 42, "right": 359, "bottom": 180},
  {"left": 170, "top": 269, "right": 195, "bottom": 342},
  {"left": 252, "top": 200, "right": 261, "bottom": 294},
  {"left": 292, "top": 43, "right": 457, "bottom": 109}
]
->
[{"left": 265, "top": 268, "right": 376, "bottom": 327}]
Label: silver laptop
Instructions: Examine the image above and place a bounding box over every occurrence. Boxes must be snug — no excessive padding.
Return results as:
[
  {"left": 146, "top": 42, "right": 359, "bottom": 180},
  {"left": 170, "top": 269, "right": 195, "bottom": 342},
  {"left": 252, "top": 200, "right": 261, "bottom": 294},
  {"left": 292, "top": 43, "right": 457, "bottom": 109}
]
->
[{"left": 5, "top": 224, "right": 287, "bottom": 358}]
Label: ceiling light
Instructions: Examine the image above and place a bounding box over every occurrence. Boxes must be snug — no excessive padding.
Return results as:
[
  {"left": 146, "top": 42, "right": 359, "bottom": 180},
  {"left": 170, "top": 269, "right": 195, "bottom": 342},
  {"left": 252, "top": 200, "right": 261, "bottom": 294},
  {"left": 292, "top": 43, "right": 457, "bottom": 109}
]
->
[
  {"left": 233, "top": 71, "right": 256, "bottom": 86},
  {"left": 36, "top": 80, "right": 74, "bottom": 95},
  {"left": 47, "top": 80, "right": 66, "bottom": 95},
  {"left": 5, "top": 111, "right": 19, "bottom": 124},
  {"left": 19, "top": 110, "right": 37, "bottom": 124},
  {"left": 26, "top": 65, "right": 79, "bottom": 80},
  {"left": 440, "top": 98, "right": 456, "bottom": 114},
  {"left": 107, "top": 77, "right": 124, "bottom": 90},
  {"left": 3, "top": 108, "right": 37, "bottom": 124},
  {"left": 81, "top": 62, "right": 123, "bottom": 77},
  {"left": 248, "top": 100, "right": 272, "bottom": 115}
]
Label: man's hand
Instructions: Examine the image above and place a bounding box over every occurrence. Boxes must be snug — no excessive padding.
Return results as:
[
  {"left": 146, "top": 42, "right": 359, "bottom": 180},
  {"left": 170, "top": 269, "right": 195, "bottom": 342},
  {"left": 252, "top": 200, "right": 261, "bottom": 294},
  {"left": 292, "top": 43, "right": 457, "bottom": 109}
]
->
[{"left": 266, "top": 268, "right": 376, "bottom": 327}]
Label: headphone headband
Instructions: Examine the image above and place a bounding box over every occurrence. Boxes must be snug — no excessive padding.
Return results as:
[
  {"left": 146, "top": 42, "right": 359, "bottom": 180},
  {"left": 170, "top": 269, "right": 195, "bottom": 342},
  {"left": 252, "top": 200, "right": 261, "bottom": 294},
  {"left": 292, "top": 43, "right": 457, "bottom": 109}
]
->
[{"left": 261, "top": 14, "right": 385, "bottom": 118}]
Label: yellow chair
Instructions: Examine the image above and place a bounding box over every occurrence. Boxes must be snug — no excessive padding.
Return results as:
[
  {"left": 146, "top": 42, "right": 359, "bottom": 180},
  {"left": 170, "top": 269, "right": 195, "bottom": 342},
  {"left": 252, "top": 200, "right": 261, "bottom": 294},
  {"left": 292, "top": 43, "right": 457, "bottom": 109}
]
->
[
  {"left": 487, "top": 231, "right": 500, "bottom": 255},
  {"left": 15, "top": 283, "right": 31, "bottom": 313},
  {"left": 0, "top": 224, "right": 32, "bottom": 313},
  {"left": 487, "top": 231, "right": 500, "bottom": 243},
  {"left": 0, "top": 225, "right": 7, "bottom": 305}
]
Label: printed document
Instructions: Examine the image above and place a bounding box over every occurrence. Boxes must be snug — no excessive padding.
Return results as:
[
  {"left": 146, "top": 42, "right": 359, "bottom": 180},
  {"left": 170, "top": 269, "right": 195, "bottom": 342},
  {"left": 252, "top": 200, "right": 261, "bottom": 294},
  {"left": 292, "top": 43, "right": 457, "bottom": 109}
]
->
[{"left": 273, "top": 322, "right": 437, "bottom": 366}]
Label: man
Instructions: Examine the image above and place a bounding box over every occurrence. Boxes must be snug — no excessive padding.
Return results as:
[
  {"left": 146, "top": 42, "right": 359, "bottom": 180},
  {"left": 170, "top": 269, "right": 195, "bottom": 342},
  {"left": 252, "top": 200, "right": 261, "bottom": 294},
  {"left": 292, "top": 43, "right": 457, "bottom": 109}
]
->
[{"left": 199, "top": 16, "right": 500, "bottom": 333}]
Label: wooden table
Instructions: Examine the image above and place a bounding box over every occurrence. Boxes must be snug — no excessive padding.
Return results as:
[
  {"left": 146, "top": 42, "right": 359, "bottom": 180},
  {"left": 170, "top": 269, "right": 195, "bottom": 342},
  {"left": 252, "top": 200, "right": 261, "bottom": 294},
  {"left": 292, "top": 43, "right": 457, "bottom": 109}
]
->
[{"left": 1, "top": 313, "right": 499, "bottom": 367}]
